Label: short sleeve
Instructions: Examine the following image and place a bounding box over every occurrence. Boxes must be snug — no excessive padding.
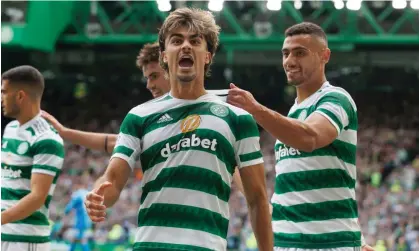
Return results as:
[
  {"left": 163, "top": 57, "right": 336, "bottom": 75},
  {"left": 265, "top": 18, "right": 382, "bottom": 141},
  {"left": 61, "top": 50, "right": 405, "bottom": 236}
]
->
[
  {"left": 234, "top": 114, "right": 264, "bottom": 168},
  {"left": 32, "top": 137, "right": 65, "bottom": 177},
  {"left": 314, "top": 92, "right": 355, "bottom": 135},
  {"left": 111, "top": 112, "right": 142, "bottom": 169}
]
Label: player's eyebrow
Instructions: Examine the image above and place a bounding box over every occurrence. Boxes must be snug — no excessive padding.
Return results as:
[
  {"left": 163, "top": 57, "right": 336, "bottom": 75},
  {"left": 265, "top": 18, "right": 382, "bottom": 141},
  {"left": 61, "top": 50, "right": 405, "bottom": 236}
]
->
[
  {"left": 281, "top": 46, "right": 308, "bottom": 53},
  {"left": 169, "top": 33, "right": 201, "bottom": 40}
]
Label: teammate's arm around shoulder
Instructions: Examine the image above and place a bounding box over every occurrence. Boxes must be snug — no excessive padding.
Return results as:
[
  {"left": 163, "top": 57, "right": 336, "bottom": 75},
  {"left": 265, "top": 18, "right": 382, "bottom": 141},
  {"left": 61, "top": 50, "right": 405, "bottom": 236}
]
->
[
  {"left": 228, "top": 84, "right": 354, "bottom": 152},
  {"left": 1, "top": 135, "right": 65, "bottom": 225},
  {"left": 85, "top": 110, "right": 141, "bottom": 222},
  {"left": 41, "top": 110, "right": 117, "bottom": 153},
  {"left": 234, "top": 114, "right": 273, "bottom": 251}
]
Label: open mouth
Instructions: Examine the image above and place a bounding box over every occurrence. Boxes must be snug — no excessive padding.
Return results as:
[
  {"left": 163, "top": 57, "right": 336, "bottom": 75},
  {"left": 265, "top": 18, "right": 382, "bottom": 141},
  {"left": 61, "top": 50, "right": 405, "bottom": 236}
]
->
[{"left": 178, "top": 56, "right": 194, "bottom": 68}]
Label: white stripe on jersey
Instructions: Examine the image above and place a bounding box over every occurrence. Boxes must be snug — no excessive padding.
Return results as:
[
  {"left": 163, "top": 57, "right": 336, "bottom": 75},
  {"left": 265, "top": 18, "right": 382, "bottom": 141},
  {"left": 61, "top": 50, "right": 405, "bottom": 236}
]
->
[
  {"left": 134, "top": 226, "right": 227, "bottom": 251},
  {"left": 271, "top": 187, "right": 356, "bottom": 207},
  {"left": 272, "top": 218, "right": 360, "bottom": 234},
  {"left": 1, "top": 223, "right": 50, "bottom": 237}
]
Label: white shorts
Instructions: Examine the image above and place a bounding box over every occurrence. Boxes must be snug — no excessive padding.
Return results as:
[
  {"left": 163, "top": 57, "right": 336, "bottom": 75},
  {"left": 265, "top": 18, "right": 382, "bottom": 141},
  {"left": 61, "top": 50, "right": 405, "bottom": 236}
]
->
[
  {"left": 274, "top": 248, "right": 361, "bottom": 251},
  {"left": 1, "top": 241, "right": 50, "bottom": 251}
]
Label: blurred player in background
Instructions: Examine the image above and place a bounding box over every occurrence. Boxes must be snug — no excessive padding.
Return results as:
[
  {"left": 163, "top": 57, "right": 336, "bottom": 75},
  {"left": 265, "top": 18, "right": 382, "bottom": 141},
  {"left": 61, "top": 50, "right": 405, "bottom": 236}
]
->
[
  {"left": 1, "top": 66, "right": 65, "bottom": 251},
  {"left": 227, "top": 22, "right": 374, "bottom": 251},
  {"left": 84, "top": 7, "right": 272, "bottom": 251},
  {"left": 63, "top": 181, "right": 92, "bottom": 251}
]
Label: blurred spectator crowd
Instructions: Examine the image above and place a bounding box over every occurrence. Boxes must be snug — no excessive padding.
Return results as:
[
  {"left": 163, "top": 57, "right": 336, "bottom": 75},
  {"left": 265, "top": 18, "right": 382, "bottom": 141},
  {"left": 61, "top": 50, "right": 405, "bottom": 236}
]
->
[{"left": 48, "top": 91, "right": 419, "bottom": 251}]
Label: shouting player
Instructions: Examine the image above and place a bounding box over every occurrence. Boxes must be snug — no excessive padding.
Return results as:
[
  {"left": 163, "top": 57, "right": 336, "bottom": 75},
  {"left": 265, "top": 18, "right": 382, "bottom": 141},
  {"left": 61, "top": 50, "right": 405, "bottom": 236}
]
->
[
  {"left": 227, "top": 22, "right": 374, "bottom": 251},
  {"left": 1, "top": 66, "right": 65, "bottom": 251},
  {"left": 84, "top": 7, "right": 273, "bottom": 251}
]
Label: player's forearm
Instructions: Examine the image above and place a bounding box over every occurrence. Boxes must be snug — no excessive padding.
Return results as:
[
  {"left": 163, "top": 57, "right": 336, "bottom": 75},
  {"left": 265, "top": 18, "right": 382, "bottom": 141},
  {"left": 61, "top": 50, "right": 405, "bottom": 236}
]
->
[
  {"left": 61, "top": 128, "right": 117, "bottom": 153},
  {"left": 247, "top": 195, "right": 274, "bottom": 251},
  {"left": 1, "top": 192, "right": 47, "bottom": 225},
  {"left": 94, "top": 174, "right": 122, "bottom": 208},
  {"left": 252, "top": 105, "right": 317, "bottom": 152}
]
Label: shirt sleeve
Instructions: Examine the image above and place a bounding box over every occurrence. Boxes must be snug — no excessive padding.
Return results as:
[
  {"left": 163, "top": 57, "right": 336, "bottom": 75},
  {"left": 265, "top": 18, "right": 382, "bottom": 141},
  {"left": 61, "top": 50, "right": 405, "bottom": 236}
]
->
[
  {"left": 111, "top": 112, "right": 142, "bottom": 169},
  {"left": 234, "top": 114, "right": 264, "bottom": 168},
  {"left": 314, "top": 91, "right": 356, "bottom": 135},
  {"left": 31, "top": 135, "right": 65, "bottom": 177}
]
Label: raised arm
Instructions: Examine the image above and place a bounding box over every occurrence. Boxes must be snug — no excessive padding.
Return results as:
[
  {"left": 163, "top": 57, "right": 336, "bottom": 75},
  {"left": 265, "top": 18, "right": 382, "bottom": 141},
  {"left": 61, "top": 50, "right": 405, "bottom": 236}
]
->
[{"left": 41, "top": 111, "right": 117, "bottom": 153}]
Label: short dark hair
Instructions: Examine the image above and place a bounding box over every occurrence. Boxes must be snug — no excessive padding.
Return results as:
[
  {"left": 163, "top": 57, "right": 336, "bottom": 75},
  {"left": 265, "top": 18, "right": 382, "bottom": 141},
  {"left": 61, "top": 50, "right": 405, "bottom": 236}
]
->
[
  {"left": 136, "top": 42, "right": 160, "bottom": 70},
  {"left": 285, "top": 22, "right": 327, "bottom": 43},
  {"left": 1, "top": 65, "right": 45, "bottom": 99}
]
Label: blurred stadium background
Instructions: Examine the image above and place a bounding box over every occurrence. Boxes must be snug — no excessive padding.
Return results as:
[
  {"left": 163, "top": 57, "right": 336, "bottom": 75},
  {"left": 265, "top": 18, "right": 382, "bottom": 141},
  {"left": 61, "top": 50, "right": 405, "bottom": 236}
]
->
[{"left": 1, "top": 1, "right": 419, "bottom": 250}]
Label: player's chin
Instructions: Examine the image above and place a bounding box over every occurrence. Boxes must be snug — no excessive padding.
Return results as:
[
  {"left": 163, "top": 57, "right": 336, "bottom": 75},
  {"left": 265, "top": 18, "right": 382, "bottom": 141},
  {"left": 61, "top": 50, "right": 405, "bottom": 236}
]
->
[{"left": 177, "top": 73, "right": 196, "bottom": 83}]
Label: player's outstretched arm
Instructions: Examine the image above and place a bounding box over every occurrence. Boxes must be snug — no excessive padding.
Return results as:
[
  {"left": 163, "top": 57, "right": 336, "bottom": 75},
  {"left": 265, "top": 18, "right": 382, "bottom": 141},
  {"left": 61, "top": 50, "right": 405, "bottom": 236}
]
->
[
  {"left": 227, "top": 84, "right": 341, "bottom": 152},
  {"left": 85, "top": 157, "right": 131, "bottom": 223},
  {"left": 41, "top": 111, "right": 117, "bottom": 153},
  {"left": 239, "top": 163, "right": 273, "bottom": 251},
  {"left": 1, "top": 173, "right": 55, "bottom": 225}
]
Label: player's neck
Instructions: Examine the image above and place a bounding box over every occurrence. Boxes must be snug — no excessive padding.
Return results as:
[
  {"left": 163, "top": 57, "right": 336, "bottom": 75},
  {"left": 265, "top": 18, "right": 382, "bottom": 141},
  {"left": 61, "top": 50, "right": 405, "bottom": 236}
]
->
[
  {"left": 17, "top": 104, "right": 40, "bottom": 125},
  {"left": 296, "top": 76, "right": 327, "bottom": 104},
  {"left": 170, "top": 78, "right": 206, "bottom": 100}
]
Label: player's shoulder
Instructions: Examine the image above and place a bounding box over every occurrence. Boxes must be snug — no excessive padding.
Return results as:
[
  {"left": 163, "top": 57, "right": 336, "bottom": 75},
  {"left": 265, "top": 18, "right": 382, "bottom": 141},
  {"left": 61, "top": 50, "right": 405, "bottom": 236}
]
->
[
  {"left": 32, "top": 117, "right": 64, "bottom": 145},
  {"left": 318, "top": 83, "right": 357, "bottom": 110},
  {"left": 3, "top": 120, "right": 19, "bottom": 132},
  {"left": 128, "top": 93, "right": 174, "bottom": 117}
]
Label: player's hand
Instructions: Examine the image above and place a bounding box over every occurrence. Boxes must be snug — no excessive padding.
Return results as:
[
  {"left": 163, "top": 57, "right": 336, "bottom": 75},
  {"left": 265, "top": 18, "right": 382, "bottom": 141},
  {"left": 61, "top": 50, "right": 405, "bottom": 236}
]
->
[
  {"left": 227, "top": 83, "right": 262, "bottom": 114},
  {"left": 84, "top": 182, "right": 112, "bottom": 223},
  {"left": 41, "top": 110, "right": 66, "bottom": 135},
  {"left": 362, "top": 244, "right": 375, "bottom": 251}
]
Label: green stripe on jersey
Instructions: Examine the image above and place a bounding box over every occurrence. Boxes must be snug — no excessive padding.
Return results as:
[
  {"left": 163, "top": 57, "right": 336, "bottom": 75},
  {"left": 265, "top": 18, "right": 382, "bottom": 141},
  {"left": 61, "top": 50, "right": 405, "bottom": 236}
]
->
[
  {"left": 140, "top": 165, "right": 230, "bottom": 204},
  {"left": 137, "top": 203, "right": 228, "bottom": 238},
  {"left": 133, "top": 242, "right": 213, "bottom": 251},
  {"left": 272, "top": 198, "right": 358, "bottom": 222},
  {"left": 275, "top": 169, "right": 355, "bottom": 195},
  {"left": 1, "top": 209, "right": 49, "bottom": 226},
  {"left": 113, "top": 145, "right": 134, "bottom": 157},
  {"left": 2, "top": 188, "right": 53, "bottom": 208},
  {"left": 1, "top": 233, "right": 50, "bottom": 243},
  {"left": 239, "top": 151, "right": 263, "bottom": 162},
  {"left": 274, "top": 231, "right": 361, "bottom": 248},
  {"left": 31, "top": 139, "right": 65, "bottom": 157}
]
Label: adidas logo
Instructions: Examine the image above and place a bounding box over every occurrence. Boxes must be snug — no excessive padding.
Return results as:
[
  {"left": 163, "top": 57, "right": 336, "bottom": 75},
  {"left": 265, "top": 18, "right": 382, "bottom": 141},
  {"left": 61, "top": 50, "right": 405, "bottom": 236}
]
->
[{"left": 157, "top": 113, "right": 173, "bottom": 123}]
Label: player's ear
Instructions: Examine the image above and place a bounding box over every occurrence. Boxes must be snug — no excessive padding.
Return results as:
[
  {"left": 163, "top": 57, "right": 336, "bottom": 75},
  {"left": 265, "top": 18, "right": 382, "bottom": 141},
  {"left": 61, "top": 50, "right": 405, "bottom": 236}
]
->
[
  {"left": 205, "top": 52, "right": 211, "bottom": 64},
  {"left": 322, "top": 48, "right": 331, "bottom": 64},
  {"left": 162, "top": 51, "right": 168, "bottom": 64}
]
